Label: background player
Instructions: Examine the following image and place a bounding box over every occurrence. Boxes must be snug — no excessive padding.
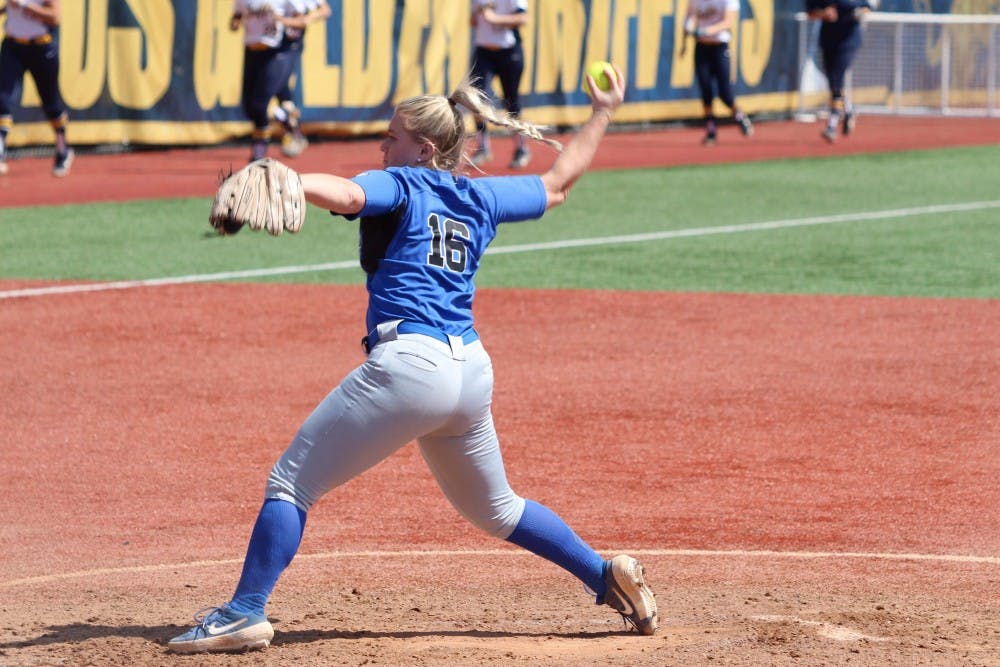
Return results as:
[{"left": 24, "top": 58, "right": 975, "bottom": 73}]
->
[
  {"left": 230, "top": 0, "right": 304, "bottom": 162},
  {"left": 167, "top": 64, "right": 658, "bottom": 654},
  {"left": 274, "top": 0, "right": 330, "bottom": 157},
  {"left": 679, "top": 0, "right": 753, "bottom": 145},
  {"left": 807, "top": 0, "right": 876, "bottom": 142},
  {"left": 469, "top": 0, "right": 532, "bottom": 169},
  {"left": 0, "top": 0, "right": 73, "bottom": 176}
]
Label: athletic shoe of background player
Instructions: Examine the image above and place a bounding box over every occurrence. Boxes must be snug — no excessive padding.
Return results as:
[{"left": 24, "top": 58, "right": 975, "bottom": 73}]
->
[
  {"left": 52, "top": 148, "right": 74, "bottom": 177},
  {"left": 843, "top": 107, "right": 857, "bottom": 136},
  {"left": 282, "top": 133, "right": 309, "bottom": 158},
  {"left": 509, "top": 147, "right": 531, "bottom": 169},
  {"left": 471, "top": 146, "right": 492, "bottom": 166}
]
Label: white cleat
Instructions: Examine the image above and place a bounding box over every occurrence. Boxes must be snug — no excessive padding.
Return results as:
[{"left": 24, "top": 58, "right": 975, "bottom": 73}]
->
[
  {"left": 167, "top": 604, "right": 274, "bottom": 654},
  {"left": 602, "top": 554, "right": 658, "bottom": 635}
]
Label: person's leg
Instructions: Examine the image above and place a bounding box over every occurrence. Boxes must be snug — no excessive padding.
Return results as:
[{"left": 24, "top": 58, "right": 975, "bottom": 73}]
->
[
  {"left": 247, "top": 47, "right": 301, "bottom": 161},
  {"left": 840, "top": 42, "right": 861, "bottom": 136},
  {"left": 711, "top": 44, "right": 752, "bottom": 137},
  {"left": 269, "top": 44, "right": 298, "bottom": 132},
  {"left": 821, "top": 44, "right": 849, "bottom": 142},
  {"left": 242, "top": 50, "right": 270, "bottom": 160},
  {"left": 242, "top": 48, "right": 294, "bottom": 161},
  {"left": 470, "top": 47, "right": 496, "bottom": 163},
  {"left": 239, "top": 344, "right": 463, "bottom": 604},
  {"left": 0, "top": 119, "right": 8, "bottom": 174},
  {"left": 278, "top": 40, "right": 308, "bottom": 156},
  {"left": 227, "top": 499, "right": 307, "bottom": 616},
  {"left": 417, "top": 343, "right": 603, "bottom": 600},
  {"left": 420, "top": 423, "right": 608, "bottom": 596},
  {"left": 418, "top": 343, "right": 656, "bottom": 634},
  {"left": 0, "top": 41, "right": 28, "bottom": 174},
  {"left": 26, "top": 43, "right": 73, "bottom": 175},
  {"left": 249, "top": 127, "right": 270, "bottom": 161},
  {"left": 496, "top": 45, "right": 530, "bottom": 167},
  {"left": 712, "top": 44, "right": 736, "bottom": 110},
  {"left": 0, "top": 41, "right": 20, "bottom": 119},
  {"left": 26, "top": 42, "right": 68, "bottom": 151},
  {"left": 169, "top": 337, "right": 464, "bottom": 653},
  {"left": 275, "top": 44, "right": 297, "bottom": 106},
  {"left": 694, "top": 44, "right": 717, "bottom": 144}
]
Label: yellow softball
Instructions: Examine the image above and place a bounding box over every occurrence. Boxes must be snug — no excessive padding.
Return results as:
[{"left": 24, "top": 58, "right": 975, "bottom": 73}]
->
[{"left": 583, "top": 61, "right": 613, "bottom": 95}]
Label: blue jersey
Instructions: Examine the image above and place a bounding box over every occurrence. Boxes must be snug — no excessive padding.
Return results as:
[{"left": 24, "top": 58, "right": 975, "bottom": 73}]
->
[{"left": 348, "top": 167, "right": 547, "bottom": 336}]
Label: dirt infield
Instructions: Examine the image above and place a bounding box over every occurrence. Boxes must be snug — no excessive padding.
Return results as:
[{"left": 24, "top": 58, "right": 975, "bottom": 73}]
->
[{"left": 1, "top": 117, "right": 999, "bottom": 666}]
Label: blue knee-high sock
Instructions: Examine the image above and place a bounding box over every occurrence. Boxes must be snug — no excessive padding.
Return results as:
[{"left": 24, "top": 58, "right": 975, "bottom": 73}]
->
[
  {"left": 506, "top": 499, "right": 607, "bottom": 600},
  {"left": 228, "top": 498, "right": 307, "bottom": 616}
]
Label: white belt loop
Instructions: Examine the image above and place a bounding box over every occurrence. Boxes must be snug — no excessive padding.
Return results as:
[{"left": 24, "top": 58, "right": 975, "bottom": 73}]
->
[
  {"left": 447, "top": 334, "right": 466, "bottom": 361},
  {"left": 375, "top": 319, "right": 404, "bottom": 343}
]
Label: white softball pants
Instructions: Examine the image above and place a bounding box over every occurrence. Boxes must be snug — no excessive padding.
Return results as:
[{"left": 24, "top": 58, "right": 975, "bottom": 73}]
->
[{"left": 265, "top": 329, "right": 527, "bottom": 539}]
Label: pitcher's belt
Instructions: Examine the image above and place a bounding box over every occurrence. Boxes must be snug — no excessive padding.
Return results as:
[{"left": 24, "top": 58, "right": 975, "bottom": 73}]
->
[{"left": 363, "top": 321, "right": 479, "bottom": 354}]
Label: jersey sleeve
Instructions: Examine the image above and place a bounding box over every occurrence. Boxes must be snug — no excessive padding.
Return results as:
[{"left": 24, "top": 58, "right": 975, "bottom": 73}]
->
[
  {"left": 348, "top": 169, "right": 407, "bottom": 219},
  {"left": 476, "top": 175, "right": 547, "bottom": 223}
]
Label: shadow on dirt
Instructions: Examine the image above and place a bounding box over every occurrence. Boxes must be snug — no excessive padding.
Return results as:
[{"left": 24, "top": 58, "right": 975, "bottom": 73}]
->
[{"left": 0, "top": 623, "right": 629, "bottom": 650}]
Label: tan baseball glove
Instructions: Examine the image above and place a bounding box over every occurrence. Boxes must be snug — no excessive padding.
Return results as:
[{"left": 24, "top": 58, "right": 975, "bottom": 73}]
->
[{"left": 209, "top": 158, "right": 306, "bottom": 236}]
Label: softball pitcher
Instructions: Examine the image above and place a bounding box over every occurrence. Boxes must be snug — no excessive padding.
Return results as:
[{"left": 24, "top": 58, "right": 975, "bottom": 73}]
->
[
  {"left": 168, "top": 64, "right": 658, "bottom": 654},
  {"left": 0, "top": 0, "right": 73, "bottom": 176}
]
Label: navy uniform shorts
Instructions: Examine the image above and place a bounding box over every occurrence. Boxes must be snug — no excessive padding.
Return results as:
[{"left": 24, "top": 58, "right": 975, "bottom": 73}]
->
[{"left": 0, "top": 35, "right": 66, "bottom": 120}]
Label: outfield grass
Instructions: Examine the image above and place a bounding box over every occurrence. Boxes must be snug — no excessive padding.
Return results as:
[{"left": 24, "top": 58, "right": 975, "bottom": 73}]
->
[{"left": 2, "top": 145, "right": 998, "bottom": 298}]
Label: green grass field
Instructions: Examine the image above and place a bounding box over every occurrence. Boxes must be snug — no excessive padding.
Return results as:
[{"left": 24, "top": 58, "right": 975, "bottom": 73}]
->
[{"left": 2, "top": 145, "right": 998, "bottom": 298}]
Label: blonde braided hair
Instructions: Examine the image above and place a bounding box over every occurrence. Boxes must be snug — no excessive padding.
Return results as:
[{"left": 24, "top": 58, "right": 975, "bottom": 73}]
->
[{"left": 395, "top": 78, "right": 561, "bottom": 173}]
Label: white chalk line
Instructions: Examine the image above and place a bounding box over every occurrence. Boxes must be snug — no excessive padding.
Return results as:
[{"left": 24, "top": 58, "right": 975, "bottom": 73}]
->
[
  {"left": 0, "top": 260, "right": 360, "bottom": 300},
  {"left": 3, "top": 200, "right": 998, "bottom": 300},
  {"left": 2, "top": 547, "right": 996, "bottom": 589}
]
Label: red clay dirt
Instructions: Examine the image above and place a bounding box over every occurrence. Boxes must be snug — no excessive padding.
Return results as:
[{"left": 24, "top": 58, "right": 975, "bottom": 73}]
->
[{"left": 1, "top": 117, "right": 998, "bottom": 666}]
